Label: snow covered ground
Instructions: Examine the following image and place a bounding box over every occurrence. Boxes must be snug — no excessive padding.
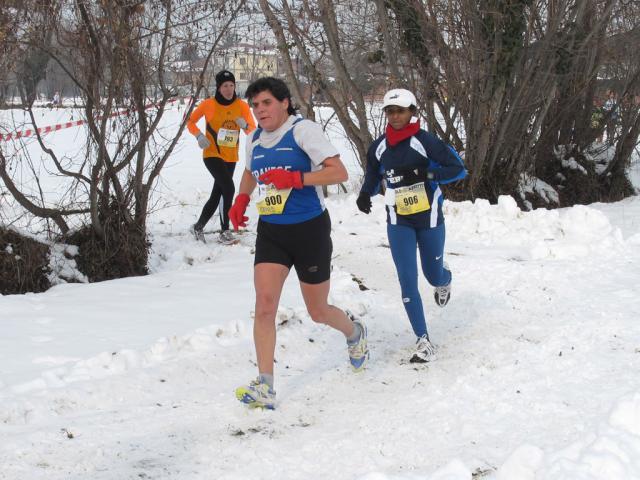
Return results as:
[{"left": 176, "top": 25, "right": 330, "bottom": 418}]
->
[{"left": 1, "top": 106, "right": 640, "bottom": 479}]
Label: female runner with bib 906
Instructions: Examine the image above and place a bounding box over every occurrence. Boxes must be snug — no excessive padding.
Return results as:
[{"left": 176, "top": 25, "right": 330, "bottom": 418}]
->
[
  {"left": 357, "top": 88, "right": 466, "bottom": 364},
  {"left": 228, "top": 77, "right": 368, "bottom": 410}
]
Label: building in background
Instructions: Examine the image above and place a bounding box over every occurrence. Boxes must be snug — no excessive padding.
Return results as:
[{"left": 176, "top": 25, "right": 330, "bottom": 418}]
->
[
  {"left": 222, "top": 43, "right": 282, "bottom": 96},
  {"left": 3, "top": 42, "right": 292, "bottom": 106},
  {"left": 170, "top": 43, "right": 287, "bottom": 99}
]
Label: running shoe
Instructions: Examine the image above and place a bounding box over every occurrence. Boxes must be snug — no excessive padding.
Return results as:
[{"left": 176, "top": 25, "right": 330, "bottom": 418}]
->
[
  {"left": 218, "top": 230, "right": 236, "bottom": 245},
  {"left": 410, "top": 334, "right": 437, "bottom": 363},
  {"left": 235, "top": 378, "right": 276, "bottom": 410},
  {"left": 434, "top": 262, "right": 451, "bottom": 307},
  {"left": 347, "top": 312, "right": 369, "bottom": 372},
  {"left": 190, "top": 224, "right": 206, "bottom": 243}
]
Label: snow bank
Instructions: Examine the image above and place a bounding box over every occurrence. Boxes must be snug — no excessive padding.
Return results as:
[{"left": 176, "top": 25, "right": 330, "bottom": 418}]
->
[
  {"left": 497, "top": 392, "right": 640, "bottom": 479},
  {"left": 445, "top": 196, "right": 626, "bottom": 260},
  {"left": 353, "top": 393, "right": 640, "bottom": 480}
]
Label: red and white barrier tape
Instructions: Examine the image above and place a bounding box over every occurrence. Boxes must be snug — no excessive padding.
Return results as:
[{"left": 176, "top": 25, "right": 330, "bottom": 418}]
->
[
  {"left": 0, "top": 97, "right": 188, "bottom": 143},
  {"left": 0, "top": 120, "right": 87, "bottom": 142}
]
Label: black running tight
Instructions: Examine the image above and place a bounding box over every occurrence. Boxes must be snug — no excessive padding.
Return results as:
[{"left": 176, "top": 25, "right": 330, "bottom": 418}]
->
[{"left": 196, "top": 157, "right": 236, "bottom": 231}]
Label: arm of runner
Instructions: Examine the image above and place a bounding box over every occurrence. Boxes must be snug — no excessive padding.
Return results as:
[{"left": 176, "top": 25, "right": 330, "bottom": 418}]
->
[
  {"left": 301, "top": 155, "right": 348, "bottom": 186},
  {"left": 229, "top": 169, "right": 258, "bottom": 230},
  {"left": 237, "top": 168, "right": 258, "bottom": 196},
  {"left": 186, "top": 99, "right": 209, "bottom": 137},
  {"left": 423, "top": 134, "right": 466, "bottom": 183},
  {"left": 239, "top": 101, "right": 256, "bottom": 134},
  {"left": 360, "top": 142, "right": 383, "bottom": 196}
]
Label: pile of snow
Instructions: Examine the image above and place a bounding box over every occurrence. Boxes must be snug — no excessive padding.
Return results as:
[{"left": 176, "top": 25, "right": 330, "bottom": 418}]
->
[
  {"left": 445, "top": 196, "right": 625, "bottom": 261},
  {"left": 498, "top": 393, "right": 640, "bottom": 479}
]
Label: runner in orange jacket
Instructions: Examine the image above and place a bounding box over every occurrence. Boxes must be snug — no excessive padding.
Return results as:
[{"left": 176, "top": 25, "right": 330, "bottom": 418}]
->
[{"left": 187, "top": 70, "right": 256, "bottom": 243}]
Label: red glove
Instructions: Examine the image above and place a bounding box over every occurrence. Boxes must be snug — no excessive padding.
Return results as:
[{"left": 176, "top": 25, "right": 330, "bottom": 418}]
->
[
  {"left": 258, "top": 169, "right": 304, "bottom": 189},
  {"left": 228, "top": 193, "right": 250, "bottom": 230}
]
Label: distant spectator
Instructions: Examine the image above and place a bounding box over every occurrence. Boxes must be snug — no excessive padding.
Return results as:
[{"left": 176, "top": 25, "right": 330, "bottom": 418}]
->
[
  {"left": 592, "top": 98, "right": 605, "bottom": 143},
  {"left": 603, "top": 90, "right": 619, "bottom": 145},
  {"left": 52, "top": 91, "right": 61, "bottom": 107}
]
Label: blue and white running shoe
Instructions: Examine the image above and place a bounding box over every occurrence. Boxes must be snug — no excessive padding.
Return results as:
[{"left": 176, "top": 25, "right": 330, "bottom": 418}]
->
[
  {"left": 347, "top": 313, "right": 369, "bottom": 372},
  {"left": 235, "top": 378, "right": 276, "bottom": 410}
]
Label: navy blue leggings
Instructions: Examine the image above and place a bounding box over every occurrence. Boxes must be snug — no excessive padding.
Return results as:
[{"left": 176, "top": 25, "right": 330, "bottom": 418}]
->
[{"left": 387, "top": 222, "right": 451, "bottom": 338}]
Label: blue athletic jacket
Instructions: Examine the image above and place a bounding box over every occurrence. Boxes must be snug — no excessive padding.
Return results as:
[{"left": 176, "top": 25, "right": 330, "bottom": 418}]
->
[{"left": 360, "top": 129, "right": 466, "bottom": 228}]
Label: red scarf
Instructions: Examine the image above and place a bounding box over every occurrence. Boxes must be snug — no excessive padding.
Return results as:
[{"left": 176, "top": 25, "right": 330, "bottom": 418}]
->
[{"left": 386, "top": 120, "right": 420, "bottom": 146}]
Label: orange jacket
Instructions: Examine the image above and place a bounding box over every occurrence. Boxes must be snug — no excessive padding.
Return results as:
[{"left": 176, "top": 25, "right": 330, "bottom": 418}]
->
[{"left": 187, "top": 96, "right": 256, "bottom": 162}]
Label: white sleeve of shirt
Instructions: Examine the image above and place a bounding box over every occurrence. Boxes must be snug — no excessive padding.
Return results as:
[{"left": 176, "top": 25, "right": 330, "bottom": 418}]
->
[
  {"left": 293, "top": 120, "right": 340, "bottom": 167},
  {"left": 245, "top": 130, "right": 256, "bottom": 171}
]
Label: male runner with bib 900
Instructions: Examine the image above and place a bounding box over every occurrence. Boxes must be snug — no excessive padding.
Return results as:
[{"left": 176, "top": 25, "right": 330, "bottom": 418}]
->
[{"left": 228, "top": 77, "right": 368, "bottom": 410}]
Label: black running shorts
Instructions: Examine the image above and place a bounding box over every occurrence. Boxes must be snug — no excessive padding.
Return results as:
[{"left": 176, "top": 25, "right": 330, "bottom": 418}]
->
[{"left": 254, "top": 210, "right": 332, "bottom": 284}]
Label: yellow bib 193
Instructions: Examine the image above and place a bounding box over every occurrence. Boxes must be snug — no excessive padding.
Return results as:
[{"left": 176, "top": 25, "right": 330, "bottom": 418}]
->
[
  {"left": 217, "top": 128, "right": 239, "bottom": 147},
  {"left": 256, "top": 184, "right": 292, "bottom": 215},
  {"left": 394, "top": 183, "right": 430, "bottom": 215}
]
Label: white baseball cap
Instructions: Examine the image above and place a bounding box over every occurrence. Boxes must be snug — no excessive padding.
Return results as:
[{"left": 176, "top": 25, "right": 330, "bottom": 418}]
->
[{"left": 383, "top": 88, "right": 417, "bottom": 109}]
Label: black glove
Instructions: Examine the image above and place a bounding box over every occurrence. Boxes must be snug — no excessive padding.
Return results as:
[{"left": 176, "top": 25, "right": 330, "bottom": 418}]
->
[{"left": 356, "top": 192, "right": 372, "bottom": 214}]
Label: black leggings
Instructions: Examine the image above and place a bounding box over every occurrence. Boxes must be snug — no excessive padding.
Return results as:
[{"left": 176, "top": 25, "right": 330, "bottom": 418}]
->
[{"left": 196, "top": 157, "right": 236, "bottom": 231}]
